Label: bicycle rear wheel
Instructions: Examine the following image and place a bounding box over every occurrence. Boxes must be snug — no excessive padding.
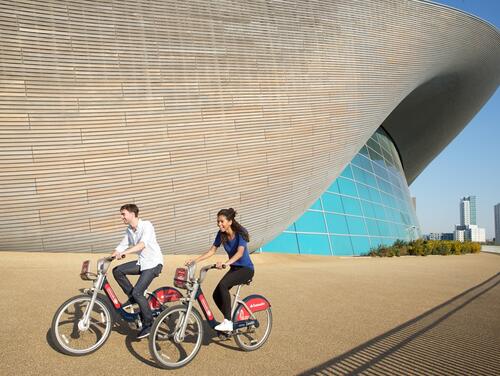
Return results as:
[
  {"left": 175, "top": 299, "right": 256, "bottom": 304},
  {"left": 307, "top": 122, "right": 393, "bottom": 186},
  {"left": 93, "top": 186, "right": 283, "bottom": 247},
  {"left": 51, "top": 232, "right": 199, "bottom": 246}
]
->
[
  {"left": 149, "top": 305, "right": 204, "bottom": 369},
  {"left": 50, "top": 294, "right": 113, "bottom": 356},
  {"left": 233, "top": 304, "right": 272, "bottom": 351}
]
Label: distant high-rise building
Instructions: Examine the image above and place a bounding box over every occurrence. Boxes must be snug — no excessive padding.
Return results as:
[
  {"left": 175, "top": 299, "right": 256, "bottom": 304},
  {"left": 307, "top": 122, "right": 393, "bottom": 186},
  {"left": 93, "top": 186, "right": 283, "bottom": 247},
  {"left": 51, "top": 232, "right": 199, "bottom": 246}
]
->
[
  {"left": 460, "top": 196, "right": 476, "bottom": 226},
  {"left": 495, "top": 204, "right": 500, "bottom": 245},
  {"left": 455, "top": 196, "right": 484, "bottom": 242}
]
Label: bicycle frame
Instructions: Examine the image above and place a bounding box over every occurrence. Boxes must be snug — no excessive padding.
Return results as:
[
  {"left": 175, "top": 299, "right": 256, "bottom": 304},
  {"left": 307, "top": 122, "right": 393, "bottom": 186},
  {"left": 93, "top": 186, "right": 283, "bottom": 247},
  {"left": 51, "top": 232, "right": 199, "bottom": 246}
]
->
[
  {"left": 175, "top": 264, "right": 259, "bottom": 341},
  {"left": 80, "top": 257, "right": 181, "bottom": 327}
]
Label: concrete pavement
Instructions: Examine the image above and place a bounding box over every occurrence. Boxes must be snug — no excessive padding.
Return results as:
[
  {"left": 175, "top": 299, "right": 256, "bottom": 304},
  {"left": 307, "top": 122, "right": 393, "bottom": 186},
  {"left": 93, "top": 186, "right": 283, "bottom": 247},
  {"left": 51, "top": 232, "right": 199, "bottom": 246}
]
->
[{"left": 1, "top": 252, "right": 499, "bottom": 375}]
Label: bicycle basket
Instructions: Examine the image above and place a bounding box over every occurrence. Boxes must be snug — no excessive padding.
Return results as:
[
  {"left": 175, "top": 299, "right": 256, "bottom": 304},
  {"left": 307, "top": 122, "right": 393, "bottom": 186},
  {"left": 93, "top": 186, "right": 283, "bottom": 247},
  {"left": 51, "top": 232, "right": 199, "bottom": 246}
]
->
[
  {"left": 80, "top": 260, "right": 97, "bottom": 281},
  {"left": 174, "top": 267, "right": 188, "bottom": 289}
]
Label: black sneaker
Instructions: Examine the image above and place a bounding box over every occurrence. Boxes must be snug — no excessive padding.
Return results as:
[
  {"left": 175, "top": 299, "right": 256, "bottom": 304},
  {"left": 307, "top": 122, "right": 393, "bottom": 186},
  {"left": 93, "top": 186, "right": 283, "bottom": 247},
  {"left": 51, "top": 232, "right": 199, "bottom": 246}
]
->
[{"left": 137, "top": 325, "right": 151, "bottom": 339}]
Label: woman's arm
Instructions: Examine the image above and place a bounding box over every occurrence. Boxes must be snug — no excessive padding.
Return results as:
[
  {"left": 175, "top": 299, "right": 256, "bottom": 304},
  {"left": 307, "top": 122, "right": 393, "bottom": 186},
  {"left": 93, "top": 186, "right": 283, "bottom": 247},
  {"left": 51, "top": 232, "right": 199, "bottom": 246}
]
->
[
  {"left": 186, "top": 245, "right": 217, "bottom": 265},
  {"left": 218, "top": 245, "right": 244, "bottom": 268}
]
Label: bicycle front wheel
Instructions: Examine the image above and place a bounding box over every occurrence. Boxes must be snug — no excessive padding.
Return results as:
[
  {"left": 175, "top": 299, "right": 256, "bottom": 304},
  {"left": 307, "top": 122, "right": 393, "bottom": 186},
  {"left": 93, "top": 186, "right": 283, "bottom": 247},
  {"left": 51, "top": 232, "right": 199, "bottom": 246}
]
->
[
  {"left": 50, "top": 294, "right": 113, "bottom": 356},
  {"left": 149, "top": 305, "right": 204, "bottom": 369}
]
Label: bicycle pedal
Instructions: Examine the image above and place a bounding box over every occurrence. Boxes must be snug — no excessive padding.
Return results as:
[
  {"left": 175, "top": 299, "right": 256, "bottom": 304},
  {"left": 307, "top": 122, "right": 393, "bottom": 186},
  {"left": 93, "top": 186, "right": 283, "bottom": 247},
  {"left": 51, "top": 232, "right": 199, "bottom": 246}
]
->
[{"left": 217, "top": 333, "right": 231, "bottom": 340}]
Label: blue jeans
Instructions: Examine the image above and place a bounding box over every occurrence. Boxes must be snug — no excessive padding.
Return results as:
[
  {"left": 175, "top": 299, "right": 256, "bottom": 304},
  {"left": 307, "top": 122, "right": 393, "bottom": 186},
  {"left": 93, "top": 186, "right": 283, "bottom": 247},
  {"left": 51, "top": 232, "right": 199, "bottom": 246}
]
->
[{"left": 112, "top": 261, "right": 162, "bottom": 326}]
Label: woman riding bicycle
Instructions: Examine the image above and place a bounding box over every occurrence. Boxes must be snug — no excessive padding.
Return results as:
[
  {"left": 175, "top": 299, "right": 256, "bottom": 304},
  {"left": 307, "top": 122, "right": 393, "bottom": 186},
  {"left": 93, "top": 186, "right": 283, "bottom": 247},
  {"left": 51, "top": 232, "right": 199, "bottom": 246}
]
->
[{"left": 186, "top": 208, "right": 254, "bottom": 332}]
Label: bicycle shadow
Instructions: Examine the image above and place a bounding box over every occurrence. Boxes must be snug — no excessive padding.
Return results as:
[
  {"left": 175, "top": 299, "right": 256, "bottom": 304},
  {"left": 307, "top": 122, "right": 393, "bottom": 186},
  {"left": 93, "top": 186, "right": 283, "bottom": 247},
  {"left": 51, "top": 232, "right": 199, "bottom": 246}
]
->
[
  {"left": 298, "top": 272, "right": 500, "bottom": 376},
  {"left": 45, "top": 329, "right": 59, "bottom": 353},
  {"left": 124, "top": 330, "right": 164, "bottom": 369}
]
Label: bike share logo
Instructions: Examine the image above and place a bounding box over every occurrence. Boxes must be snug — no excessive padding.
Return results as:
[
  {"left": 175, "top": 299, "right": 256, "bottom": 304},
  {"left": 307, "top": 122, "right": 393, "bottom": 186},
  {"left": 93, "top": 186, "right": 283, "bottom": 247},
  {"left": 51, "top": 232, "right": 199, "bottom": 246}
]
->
[
  {"left": 104, "top": 283, "right": 120, "bottom": 308},
  {"left": 199, "top": 295, "right": 213, "bottom": 319},
  {"left": 250, "top": 302, "right": 265, "bottom": 309}
]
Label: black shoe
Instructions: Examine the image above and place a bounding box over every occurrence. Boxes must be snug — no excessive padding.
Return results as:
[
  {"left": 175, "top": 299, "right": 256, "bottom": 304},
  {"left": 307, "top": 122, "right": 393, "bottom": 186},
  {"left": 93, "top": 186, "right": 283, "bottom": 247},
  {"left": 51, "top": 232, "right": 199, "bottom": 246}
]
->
[{"left": 137, "top": 325, "right": 151, "bottom": 339}]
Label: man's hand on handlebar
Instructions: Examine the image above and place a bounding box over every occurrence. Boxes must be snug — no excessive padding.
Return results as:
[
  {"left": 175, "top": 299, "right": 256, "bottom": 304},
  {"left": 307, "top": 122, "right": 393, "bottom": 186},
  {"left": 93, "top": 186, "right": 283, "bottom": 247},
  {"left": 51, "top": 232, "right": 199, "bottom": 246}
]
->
[{"left": 111, "top": 251, "right": 125, "bottom": 260}]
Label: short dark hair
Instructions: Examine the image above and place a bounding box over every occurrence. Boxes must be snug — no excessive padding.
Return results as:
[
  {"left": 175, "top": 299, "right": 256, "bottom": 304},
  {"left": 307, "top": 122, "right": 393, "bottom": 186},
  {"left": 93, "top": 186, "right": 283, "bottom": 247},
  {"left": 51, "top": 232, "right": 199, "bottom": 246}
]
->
[{"left": 120, "top": 203, "right": 139, "bottom": 217}]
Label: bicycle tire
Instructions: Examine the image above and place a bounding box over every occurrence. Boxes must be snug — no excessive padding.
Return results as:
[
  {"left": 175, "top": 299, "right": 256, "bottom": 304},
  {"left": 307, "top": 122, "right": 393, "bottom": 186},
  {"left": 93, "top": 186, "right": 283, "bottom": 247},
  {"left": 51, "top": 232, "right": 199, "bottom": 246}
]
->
[
  {"left": 149, "top": 304, "right": 204, "bottom": 369},
  {"left": 50, "top": 294, "right": 113, "bottom": 356}
]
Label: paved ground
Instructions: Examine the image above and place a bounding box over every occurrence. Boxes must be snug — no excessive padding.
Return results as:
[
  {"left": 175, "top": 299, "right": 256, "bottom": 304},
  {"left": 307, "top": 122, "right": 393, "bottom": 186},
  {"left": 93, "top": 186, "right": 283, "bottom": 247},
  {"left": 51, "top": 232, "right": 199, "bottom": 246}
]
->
[{"left": 1, "top": 252, "right": 499, "bottom": 375}]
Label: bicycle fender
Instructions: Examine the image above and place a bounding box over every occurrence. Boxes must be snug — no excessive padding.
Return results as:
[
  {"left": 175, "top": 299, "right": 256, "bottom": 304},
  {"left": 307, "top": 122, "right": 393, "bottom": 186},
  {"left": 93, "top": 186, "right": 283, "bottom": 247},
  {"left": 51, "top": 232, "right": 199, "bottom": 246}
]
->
[
  {"left": 149, "top": 286, "right": 183, "bottom": 310},
  {"left": 234, "top": 294, "right": 271, "bottom": 321}
]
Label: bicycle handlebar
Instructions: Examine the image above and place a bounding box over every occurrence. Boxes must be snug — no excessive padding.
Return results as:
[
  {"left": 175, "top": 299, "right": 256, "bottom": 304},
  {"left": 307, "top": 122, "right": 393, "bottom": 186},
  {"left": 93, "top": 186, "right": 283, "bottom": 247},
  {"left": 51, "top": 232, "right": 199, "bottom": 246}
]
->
[{"left": 194, "top": 263, "right": 227, "bottom": 284}]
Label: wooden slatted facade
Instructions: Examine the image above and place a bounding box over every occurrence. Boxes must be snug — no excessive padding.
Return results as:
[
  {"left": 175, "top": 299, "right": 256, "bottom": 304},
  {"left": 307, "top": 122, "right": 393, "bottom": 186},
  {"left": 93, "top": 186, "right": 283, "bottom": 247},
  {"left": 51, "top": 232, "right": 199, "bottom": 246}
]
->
[{"left": 0, "top": 0, "right": 499, "bottom": 253}]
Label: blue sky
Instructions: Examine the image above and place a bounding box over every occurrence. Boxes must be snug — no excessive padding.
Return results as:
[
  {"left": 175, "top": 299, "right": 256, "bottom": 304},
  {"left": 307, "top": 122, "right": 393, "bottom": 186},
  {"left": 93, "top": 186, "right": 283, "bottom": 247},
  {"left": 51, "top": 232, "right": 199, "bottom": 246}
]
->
[{"left": 410, "top": 0, "right": 499, "bottom": 238}]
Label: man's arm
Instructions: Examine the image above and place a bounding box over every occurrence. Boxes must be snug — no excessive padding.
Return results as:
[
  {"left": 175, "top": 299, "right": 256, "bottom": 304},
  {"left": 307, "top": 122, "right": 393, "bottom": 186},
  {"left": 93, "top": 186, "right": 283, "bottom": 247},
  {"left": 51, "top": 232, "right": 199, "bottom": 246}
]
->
[{"left": 112, "top": 241, "right": 145, "bottom": 258}]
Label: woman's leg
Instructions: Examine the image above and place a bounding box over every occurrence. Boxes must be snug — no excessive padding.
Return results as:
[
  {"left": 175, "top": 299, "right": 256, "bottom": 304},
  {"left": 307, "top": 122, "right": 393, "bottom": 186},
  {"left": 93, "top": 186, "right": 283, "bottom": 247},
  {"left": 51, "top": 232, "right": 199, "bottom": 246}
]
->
[{"left": 213, "top": 267, "right": 254, "bottom": 320}]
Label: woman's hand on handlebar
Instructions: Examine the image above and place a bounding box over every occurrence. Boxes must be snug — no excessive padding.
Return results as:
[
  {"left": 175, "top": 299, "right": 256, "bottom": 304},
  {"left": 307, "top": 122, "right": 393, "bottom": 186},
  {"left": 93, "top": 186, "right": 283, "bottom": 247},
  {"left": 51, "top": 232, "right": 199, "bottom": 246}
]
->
[
  {"left": 185, "top": 259, "right": 196, "bottom": 267},
  {"left": 215, "top": 261, "right": 228, "bottom": 269}
]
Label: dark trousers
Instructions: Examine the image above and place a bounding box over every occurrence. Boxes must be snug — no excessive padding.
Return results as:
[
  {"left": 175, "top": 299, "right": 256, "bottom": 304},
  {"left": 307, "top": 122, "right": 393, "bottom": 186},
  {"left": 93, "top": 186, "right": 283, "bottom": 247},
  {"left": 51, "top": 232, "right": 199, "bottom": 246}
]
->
[
  {"left": 213, "top": 266, "right": 254, "bottom": 320},
  {"left": 112, "top": 261, "right": 162, "bottom": 326}
]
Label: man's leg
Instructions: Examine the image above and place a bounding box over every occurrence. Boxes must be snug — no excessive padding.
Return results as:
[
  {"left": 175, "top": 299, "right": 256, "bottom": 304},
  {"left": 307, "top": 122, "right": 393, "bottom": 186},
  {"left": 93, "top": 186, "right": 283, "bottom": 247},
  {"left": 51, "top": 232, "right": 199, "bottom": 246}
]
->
[
  {"left": 131, "top": 264, "right": 162, "bottom": 328},
  {"left": 112, "top": 261, "right": 141, "bottom": 297}
]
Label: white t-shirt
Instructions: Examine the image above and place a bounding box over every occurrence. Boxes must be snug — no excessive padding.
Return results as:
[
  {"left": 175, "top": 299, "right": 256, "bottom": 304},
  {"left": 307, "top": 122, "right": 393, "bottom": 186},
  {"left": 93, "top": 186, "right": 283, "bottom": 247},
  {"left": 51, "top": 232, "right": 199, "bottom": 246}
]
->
[{"left": 115, "top": 219, "right": 163, "bottom": 271}]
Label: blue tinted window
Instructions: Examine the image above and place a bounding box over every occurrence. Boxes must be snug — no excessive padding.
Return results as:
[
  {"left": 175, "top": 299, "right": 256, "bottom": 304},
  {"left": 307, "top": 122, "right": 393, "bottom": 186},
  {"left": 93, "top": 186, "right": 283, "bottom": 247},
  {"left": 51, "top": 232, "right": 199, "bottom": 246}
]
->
[
  {"left": 297, "top": 234, "right": 331, "bottom": 255},
  {"left": 341, "top": 196, "right": 363, "bottom": 216},
  {"left": 367, "top": 138, "right": 383, "bottom": 156},
  {"left": 351, "top": 236, "right": 371, "bottom": 255},
  {"left": 363, "top": 171, "right": 378, "bottom": 188},
  {"left": 262, "top": 232, "right": 298, "bottom": 254},
  {"left": 389, "top": 223, "right": 399, "bottom": 237},
  {"left": 356, "top": 183, "right": 371, "bottom": 201},
  {"left": 352, "top": 154, "right": 373, "bottom": 173},
  {"left": 286, "top": 223, "right": 296, "bottom": 232},
  {"left": 337, "top": 177, "right": 358, "bottom": 197},
  {"left": 346, "top": 216, "right": 367, "bottom": 235},
  {"left": 352, "top": 165, "right": 367, "bottom": 184},
  {"left": 322, "top": 193, "right": 343, "bottom": 213},
  {"left": 377, "top": 177, "right": 393, "bottom": 195},
  {"left": 340, "top": 165, "right": 353, "bottom": 179},
  {"left": 361, "top": 200, "right": 375, "bottom": 219},
  {"left": 330, "top": 235, "right": 353, "bottom": 256},
  {"left": 365, "top": 219, "right": 380, "bottom": 236},
  {"left": 295, "top": 211, "right": 326, "bottom": 233},
  {"left": 327, "top": 180, "right": 340, "bottom": 193},
  {"left": 378, "top": 221, "right": 390, "bottom": 235},
  {"left": 373, "top": 163, "right": 389, "bottom": 181},
  {"left": 373, "top": 204, "right": 386, "bottom": 220},
  {"left": 368, "top": 148, "right": 384, "bottom": 164},
  {"left": 359, "top": 146, "right": 369, "bottom": 158},
  {"left": 369, "top": 187, "right": 382, "bottom": 203},
  {"left": 310, "top": 199, "right": 322, "bottom": 210},
  {"left": 325, "top": 213, "right": 349, "bottom": 234},
  {"left": 263, "top": 128, "right": 421, "bottom": 256},
  {"left": 380, "top": 192, "right": 395, "bottom": 208}
]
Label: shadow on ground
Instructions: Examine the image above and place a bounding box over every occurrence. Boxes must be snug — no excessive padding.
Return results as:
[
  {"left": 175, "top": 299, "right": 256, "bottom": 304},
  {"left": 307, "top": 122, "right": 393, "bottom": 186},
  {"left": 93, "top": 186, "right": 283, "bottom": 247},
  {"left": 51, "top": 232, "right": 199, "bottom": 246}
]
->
[{"left": 299, "top": 273, "right": 500, "bottom": 376}]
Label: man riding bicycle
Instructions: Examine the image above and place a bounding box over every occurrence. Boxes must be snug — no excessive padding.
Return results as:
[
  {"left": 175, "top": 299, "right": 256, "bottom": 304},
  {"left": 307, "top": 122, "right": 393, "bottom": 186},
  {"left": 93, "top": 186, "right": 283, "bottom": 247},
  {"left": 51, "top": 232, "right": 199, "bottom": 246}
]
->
[{"left": 111, "top": 203, "right": 163, "bottom": 339}]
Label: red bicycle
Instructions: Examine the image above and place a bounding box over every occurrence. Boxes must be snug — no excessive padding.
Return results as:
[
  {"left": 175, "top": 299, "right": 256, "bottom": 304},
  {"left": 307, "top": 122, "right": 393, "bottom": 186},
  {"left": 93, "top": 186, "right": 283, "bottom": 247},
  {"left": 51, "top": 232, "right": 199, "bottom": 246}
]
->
[
  {"left": 50, "top": 256, "right": 182, "bottom": 356},
  {"left": 149, "top": 263, "right": 272, "bottom": 369}
]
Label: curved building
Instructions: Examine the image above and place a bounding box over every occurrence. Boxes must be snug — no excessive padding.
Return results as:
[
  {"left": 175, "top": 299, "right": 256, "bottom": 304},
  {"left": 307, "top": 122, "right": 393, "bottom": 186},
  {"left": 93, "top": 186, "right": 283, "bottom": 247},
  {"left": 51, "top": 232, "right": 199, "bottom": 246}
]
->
[{"left": 0, "top": 0, "right": 499, "bottom": 253}]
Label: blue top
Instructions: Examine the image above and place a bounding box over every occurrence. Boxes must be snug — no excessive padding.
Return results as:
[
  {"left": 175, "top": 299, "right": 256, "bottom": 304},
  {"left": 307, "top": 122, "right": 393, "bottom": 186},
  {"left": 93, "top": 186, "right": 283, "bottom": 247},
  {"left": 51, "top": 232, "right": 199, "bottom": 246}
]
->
[{"left": 213, "top": 231, "right": 254, "bottom": 270}]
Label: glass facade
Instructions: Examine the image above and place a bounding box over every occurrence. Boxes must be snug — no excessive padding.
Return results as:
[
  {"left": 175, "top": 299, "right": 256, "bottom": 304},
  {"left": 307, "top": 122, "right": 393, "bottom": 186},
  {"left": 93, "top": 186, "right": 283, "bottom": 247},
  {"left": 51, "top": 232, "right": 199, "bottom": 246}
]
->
[{"left": 262, "top": 128, "right": 421, "bottom": 256}]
